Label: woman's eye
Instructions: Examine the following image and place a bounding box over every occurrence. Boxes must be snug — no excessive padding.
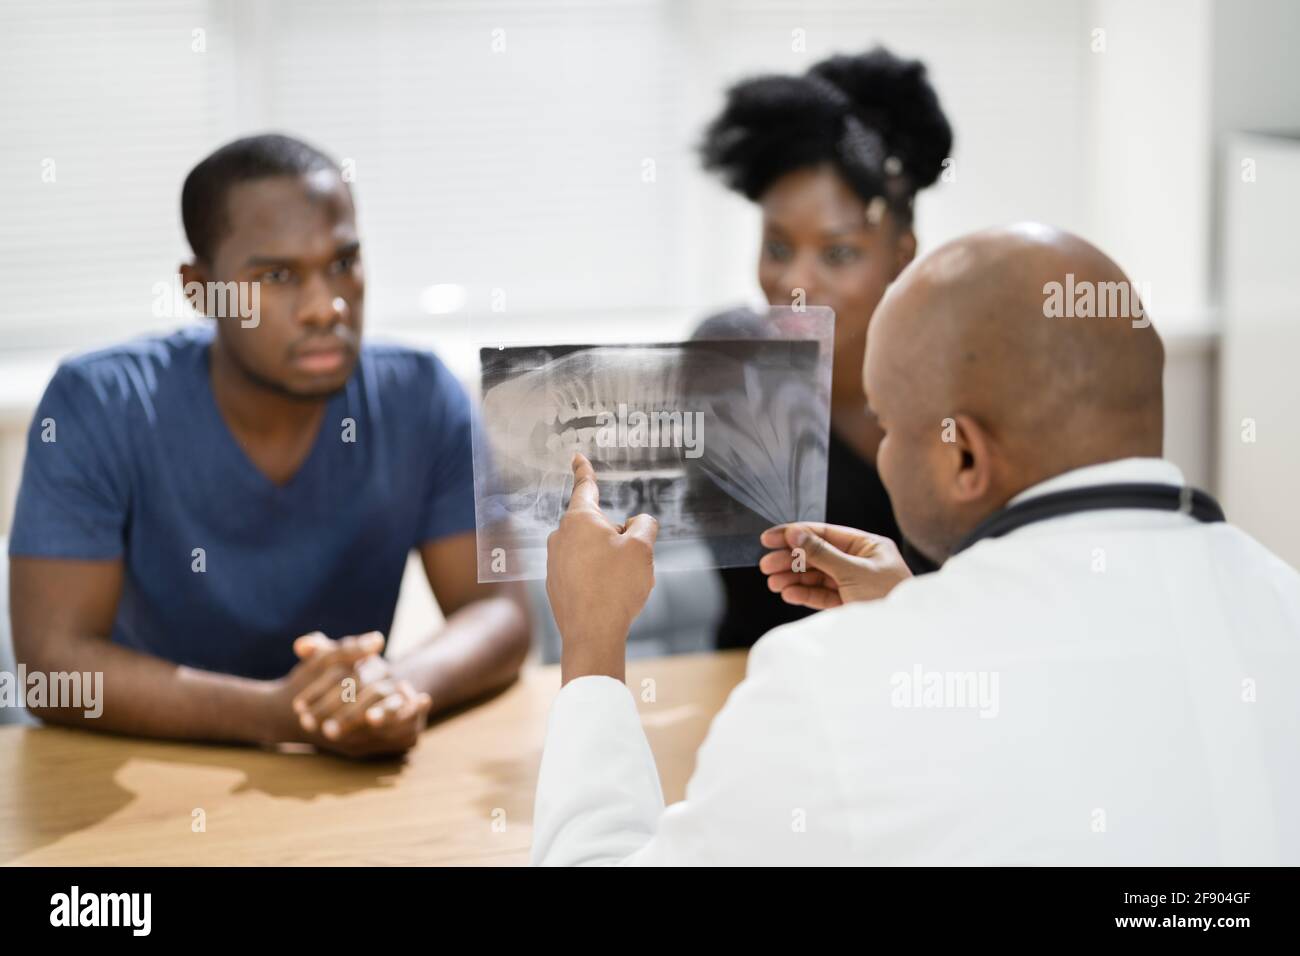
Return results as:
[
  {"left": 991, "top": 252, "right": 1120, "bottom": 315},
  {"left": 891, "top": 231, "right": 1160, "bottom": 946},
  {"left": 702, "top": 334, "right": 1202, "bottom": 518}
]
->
[
  {"left": 763, "top": 239, "right": 792, "bottom": 262},
  {"left": 822, "top": 244, "right": 861, "bottom": 266},
  {"left": 329, "top": 254, "right": 358, "bottom": 275},
  {"left": 261, "top": 267, "right": 293, "bottom": 284}
]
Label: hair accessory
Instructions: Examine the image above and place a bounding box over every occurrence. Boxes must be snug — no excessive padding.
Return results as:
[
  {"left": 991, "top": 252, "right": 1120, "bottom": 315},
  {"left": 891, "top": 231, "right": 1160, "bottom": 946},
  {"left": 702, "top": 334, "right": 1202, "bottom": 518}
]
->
[{"left": 865, "top": 196, "right": 888, "bottom": 225}]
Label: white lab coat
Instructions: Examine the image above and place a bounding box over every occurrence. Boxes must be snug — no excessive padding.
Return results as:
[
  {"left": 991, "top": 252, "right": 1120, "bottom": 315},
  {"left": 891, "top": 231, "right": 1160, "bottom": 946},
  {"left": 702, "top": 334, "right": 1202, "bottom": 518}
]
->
[{"left": 531, "top": 458, "right": 1300, "bottom": 865}]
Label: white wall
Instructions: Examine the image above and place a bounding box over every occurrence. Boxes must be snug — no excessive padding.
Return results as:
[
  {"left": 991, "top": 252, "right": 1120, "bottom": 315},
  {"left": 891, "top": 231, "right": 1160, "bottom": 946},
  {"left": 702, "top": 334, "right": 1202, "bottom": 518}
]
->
[
  {"left": 1085, "top": 0, "right": 1214, "bottom": 324},
  {"left": 1218, "top": 134, "right": 1300, "bottom": 568},
  {"left": 1208, "top": 0, "right": 1300, "bottom": 560}
]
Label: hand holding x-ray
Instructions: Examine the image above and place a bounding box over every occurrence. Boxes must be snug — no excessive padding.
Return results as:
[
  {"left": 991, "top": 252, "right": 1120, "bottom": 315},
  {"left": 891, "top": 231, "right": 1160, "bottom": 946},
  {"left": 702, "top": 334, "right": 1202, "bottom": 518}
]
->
[{"left": 758, "top": 523, "right": 912, "bottom": 608}]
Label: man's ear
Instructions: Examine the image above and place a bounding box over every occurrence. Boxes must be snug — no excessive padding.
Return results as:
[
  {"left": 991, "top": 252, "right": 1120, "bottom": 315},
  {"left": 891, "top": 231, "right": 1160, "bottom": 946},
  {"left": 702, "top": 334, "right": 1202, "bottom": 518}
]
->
[
  {"left": 178, "top": 261, "right": 208, "bottom": 316},
  {"left": 891, "top": 229, "right": 917, "bottom": 280},
  {"left": 947, "top": 413, "right": 995, "bottom": 504}
]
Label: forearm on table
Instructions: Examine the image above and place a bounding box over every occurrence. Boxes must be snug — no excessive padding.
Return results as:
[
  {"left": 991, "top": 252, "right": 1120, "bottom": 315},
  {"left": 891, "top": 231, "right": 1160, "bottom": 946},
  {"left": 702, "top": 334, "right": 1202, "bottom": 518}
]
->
[
  {"left": 393, "top": 595, "right": 529, "bottom": 713},
  {"left": 18, "top": 634, "right": 287, "bottom": 745}
]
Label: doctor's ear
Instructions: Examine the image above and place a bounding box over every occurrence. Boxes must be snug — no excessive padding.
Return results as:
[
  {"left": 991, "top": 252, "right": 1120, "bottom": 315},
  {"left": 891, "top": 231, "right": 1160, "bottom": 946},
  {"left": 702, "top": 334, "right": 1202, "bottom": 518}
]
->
[
  {"left": 943, "top": 413, "right": 994, "bottom": 504},
  {"left": 891, "top": 229, "right": 917, "bottom": 280}
]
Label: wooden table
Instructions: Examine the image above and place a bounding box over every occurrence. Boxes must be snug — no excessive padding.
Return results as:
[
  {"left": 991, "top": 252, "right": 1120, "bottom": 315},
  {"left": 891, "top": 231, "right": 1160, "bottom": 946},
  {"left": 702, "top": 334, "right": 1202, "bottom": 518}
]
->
[{"left": 0, "top": 651, "right": 746, "bottom": 866}]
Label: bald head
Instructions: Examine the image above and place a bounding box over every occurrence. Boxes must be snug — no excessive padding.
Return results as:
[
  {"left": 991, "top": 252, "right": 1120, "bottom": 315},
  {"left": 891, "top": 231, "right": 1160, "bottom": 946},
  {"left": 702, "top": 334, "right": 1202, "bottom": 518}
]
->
[{"left": 864, "top": 224, "right": 1165, "bottom": 561}]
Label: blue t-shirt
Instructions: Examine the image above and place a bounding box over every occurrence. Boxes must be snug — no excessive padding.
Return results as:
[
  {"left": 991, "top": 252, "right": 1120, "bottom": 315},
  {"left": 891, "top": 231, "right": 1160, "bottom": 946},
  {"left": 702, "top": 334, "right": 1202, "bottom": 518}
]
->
[{"left": 9, "top": 325, "right": 477, "bottom": 679}]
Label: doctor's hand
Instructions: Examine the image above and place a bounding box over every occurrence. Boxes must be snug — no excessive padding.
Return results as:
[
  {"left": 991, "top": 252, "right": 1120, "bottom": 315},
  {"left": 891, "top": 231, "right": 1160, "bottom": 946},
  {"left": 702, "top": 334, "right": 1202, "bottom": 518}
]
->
[
  {"left": 547, "top": 453, "right": 659, "bottom": 685},
  {"left": 759, "top": 523, "right": 912, "bottom": 609}
]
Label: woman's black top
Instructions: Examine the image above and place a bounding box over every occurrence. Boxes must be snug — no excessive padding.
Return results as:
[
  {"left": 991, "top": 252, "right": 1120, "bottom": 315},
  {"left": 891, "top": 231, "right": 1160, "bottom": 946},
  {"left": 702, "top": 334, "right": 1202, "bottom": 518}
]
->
[{"left": 693, "top": 306, "right": 935, "bottom": 651}]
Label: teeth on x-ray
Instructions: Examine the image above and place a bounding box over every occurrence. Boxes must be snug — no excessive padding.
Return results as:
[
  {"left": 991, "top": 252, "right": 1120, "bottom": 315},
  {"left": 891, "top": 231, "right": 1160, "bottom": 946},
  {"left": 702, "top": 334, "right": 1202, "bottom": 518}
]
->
[
  {"left": 471, "top": 308, "right": 834, "bottom": 581},
  {"left": 483, "top": 347, "right": 693, "bottom": 480}
]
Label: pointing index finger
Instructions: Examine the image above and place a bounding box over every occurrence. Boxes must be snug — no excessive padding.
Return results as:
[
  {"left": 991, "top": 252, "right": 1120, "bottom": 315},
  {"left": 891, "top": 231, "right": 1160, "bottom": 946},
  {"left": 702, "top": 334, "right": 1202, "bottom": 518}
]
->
[{"left": 567, "top": 453, "right": 601, "bottom": 513}]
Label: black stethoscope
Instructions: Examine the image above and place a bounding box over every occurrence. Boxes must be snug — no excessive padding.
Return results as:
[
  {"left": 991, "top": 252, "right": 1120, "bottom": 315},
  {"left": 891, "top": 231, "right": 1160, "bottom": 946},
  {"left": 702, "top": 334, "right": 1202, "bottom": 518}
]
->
[{"left": 952, "top": 483, "right": 1226, "bottom": 556}]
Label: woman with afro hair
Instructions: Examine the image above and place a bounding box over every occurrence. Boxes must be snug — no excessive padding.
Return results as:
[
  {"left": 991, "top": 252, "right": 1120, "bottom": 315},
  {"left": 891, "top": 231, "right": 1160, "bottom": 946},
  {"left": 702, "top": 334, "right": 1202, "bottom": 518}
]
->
[{"left": 696, "top": 46, "right": 954, "bottom": 649}]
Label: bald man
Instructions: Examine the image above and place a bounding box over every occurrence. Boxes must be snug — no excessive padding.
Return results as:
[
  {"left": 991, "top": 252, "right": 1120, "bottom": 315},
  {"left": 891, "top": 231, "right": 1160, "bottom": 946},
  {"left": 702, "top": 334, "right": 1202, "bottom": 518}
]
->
[{"left": 530, "top": 225, "right": 1300, "bottom": 866}]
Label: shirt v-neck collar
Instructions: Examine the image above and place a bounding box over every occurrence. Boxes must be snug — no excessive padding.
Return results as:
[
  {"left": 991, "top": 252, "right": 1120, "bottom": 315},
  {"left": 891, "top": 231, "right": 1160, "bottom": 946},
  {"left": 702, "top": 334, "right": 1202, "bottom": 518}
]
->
[{"left": 198, "top": 339, "right": 349, "bottom": 494}]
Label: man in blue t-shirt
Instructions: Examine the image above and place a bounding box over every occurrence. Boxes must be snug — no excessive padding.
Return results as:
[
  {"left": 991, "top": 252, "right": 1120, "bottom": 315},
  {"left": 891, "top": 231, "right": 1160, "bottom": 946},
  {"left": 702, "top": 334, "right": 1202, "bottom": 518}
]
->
[{"left": 8, "top": 134, "right": 529, "bottom": 758}]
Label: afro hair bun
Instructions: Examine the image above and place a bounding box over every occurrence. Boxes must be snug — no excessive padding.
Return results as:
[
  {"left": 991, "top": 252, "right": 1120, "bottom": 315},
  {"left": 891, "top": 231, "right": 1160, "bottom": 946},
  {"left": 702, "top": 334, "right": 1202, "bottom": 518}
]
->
[{"left": 700, "top": 46, "right": 953, "bottom": 213}]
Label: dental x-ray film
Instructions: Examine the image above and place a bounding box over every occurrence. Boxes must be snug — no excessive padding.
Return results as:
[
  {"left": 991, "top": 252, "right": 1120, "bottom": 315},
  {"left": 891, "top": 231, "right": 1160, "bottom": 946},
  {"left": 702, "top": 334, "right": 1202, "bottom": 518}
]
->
[{"left": 471, "top": 306, "right": 834, "bottom": 581}]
